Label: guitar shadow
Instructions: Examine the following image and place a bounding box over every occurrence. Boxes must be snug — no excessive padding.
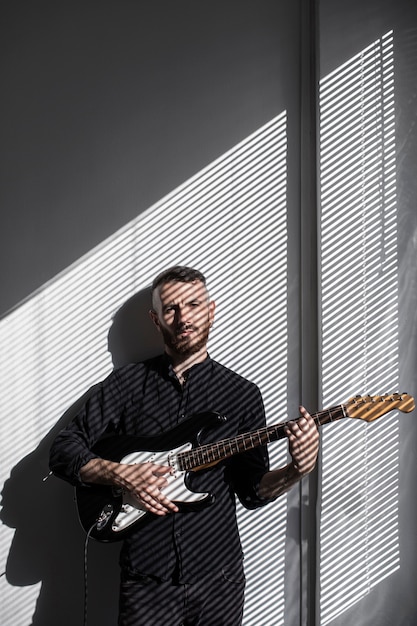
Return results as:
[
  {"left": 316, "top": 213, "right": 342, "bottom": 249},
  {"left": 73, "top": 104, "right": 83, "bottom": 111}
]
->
[{"left": 0, "top": 288, "right": 162, "bottom": 625}]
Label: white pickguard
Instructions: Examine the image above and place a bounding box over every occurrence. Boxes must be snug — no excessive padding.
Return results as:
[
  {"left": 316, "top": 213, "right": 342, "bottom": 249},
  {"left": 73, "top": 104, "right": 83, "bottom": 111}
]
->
[{"left": 110, "top": 443, "right": 209, "bottom": 534}]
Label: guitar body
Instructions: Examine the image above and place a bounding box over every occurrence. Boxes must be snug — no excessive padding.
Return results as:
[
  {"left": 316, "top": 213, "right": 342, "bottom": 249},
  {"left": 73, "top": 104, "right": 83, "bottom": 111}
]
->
[{"left": 76, "top": 411, "right": 226, "bottom": 542}]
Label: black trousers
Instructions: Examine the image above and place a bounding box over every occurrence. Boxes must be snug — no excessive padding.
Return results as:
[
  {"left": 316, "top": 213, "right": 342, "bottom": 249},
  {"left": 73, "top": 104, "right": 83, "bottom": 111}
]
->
[{"left": 118, "top": 563, "right": 246, "bottom": 625}]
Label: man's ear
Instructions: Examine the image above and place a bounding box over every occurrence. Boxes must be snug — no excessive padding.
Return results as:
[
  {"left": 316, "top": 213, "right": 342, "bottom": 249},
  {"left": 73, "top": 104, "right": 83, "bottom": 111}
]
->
[
  {"left": 209, "top": 300, "right": 216, "bottom": 325},
  {"left": 149, "top": 309, "right": 161, "bottom": 331}
]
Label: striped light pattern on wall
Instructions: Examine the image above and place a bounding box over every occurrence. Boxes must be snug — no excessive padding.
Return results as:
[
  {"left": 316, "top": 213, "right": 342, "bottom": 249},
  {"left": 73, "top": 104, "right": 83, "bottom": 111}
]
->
[
  {"left": 319, "top": 31, "right": 399, "bottom": 624},
  {"left": 0, "top": 113, "right": 289, "bottom": 625}
]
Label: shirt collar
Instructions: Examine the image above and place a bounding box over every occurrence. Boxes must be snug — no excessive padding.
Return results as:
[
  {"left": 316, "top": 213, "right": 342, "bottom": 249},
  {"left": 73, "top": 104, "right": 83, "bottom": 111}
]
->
[{"left": 161, "top": 352, "right": 212, "bottom": 380}]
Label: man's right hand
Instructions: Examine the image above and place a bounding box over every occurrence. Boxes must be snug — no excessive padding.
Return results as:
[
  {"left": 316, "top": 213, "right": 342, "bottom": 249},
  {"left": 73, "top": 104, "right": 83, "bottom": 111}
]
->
[{"left": 80, "top": 458, "right": 179, "bottom": 516}]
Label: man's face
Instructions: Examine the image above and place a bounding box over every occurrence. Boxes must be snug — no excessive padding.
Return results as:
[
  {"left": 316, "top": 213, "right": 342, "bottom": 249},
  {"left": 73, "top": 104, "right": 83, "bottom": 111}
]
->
[{"left": 150, "top": 280, "right": 216, "bottom": 357}]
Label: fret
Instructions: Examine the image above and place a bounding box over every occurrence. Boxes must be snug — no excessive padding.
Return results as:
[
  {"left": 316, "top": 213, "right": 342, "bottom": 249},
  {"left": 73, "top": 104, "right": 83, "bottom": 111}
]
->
[
  {"left": 219, "top": 440, "right": 228, "bottom": 458},
  {"left": 245, "top": 433, "right": 255, "bottom": 450},
  {"left": 313, "top": 405, "right": 345, "bottom": 427}
]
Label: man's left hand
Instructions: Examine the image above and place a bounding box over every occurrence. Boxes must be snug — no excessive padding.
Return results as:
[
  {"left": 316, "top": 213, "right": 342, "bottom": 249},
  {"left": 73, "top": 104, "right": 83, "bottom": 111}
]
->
[{"left": 284, "top": 406, "right": 320, "bottom": 477}]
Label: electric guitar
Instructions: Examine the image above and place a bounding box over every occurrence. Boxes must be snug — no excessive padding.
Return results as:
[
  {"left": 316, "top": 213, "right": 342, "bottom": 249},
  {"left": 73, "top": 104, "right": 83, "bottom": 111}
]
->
[{"left": 75, "top": 393, "right": 414, "bottom": 542}]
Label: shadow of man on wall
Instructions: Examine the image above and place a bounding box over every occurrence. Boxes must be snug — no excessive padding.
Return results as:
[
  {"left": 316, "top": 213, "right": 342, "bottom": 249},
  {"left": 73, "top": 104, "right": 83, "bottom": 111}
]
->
[{"left": 0, "top": 287, "right": 161, "bottom": 625}]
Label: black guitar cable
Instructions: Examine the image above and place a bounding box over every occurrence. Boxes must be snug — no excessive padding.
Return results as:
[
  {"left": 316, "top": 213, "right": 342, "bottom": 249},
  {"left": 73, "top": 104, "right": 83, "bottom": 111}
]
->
[
  {"left": 83, "top": 504, "right": 114, "bottom": 626},
  {"left": 41, "top": 470, "right": 97, "bottom": 626},
  {"left": 83, "top": 524, "right": 95, "bottom": 626}
]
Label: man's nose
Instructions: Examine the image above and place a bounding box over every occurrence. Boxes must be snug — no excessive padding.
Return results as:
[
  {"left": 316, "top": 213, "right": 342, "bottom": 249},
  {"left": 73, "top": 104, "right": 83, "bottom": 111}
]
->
[{"left": 176, "top": 306, "right": 190, "bottom": 324}]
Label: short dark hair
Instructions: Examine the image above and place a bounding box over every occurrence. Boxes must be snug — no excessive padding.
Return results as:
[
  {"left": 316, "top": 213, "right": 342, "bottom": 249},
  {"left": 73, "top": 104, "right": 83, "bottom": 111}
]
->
[{"left": 151, "top": 266, "right": 206, "bottom": 293}]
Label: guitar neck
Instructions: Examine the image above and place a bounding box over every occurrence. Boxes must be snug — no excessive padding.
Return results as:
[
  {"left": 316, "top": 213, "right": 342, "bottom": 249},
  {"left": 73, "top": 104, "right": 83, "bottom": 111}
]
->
[{"left": 179, "top": 404, "right": 347, "bottom": 472}]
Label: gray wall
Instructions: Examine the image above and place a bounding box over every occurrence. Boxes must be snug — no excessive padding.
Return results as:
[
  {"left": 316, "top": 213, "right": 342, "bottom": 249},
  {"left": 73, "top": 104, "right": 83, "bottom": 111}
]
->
[
  {"left": 0, "top": 0, "right": 300, "bottom": 316},
  {"left": 1, "top": 1, "right": 416, "bottom": 625}
]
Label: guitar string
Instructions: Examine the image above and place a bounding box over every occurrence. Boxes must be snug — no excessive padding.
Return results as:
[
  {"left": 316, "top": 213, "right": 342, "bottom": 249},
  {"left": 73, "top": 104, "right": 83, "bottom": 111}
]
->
[
  {"left": 177, "top": 405, "right": 348, "bottom": 471},
  {"left": 174, "top": 401, "right": 402, "bottom": 471}
]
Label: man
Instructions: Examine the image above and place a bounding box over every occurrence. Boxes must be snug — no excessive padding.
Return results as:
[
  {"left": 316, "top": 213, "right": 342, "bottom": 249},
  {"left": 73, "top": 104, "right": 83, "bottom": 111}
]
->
[{"left": 50, "top": 266, "right": 319, "bottom": 625}]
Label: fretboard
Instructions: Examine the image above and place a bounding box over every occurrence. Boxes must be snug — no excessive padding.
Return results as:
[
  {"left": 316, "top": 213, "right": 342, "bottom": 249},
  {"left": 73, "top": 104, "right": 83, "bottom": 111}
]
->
[{"left": 177, "top": 404, "right": 346, "bottom": 471}]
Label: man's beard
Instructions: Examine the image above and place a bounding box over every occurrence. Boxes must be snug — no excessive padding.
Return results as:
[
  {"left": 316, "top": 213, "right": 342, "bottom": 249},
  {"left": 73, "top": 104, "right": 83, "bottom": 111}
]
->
[{"left": 161, "top": 320, "right": 211, "bottom": 356}]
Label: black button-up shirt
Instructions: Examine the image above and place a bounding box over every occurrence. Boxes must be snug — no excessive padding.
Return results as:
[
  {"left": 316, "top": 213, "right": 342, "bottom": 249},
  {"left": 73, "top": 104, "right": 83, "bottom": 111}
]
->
[{"left": 50, "top": 355, "right": 270, "bottom": 582}]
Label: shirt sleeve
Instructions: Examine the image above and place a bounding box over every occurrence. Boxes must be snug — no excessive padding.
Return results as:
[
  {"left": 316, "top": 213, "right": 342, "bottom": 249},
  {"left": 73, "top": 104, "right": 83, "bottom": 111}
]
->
[
  {"left": 225, "top": 382, "right": 273, "bottom": 510},
  {"left": 49, "top": 367, "right": 128, "bottom": 486}
]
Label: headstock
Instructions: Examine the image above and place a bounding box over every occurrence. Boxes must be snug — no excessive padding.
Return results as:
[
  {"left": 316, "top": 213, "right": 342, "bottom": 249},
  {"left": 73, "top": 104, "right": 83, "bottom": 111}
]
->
[{"left": 345, "top": 393, "right": 415, "bottom": 422}]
